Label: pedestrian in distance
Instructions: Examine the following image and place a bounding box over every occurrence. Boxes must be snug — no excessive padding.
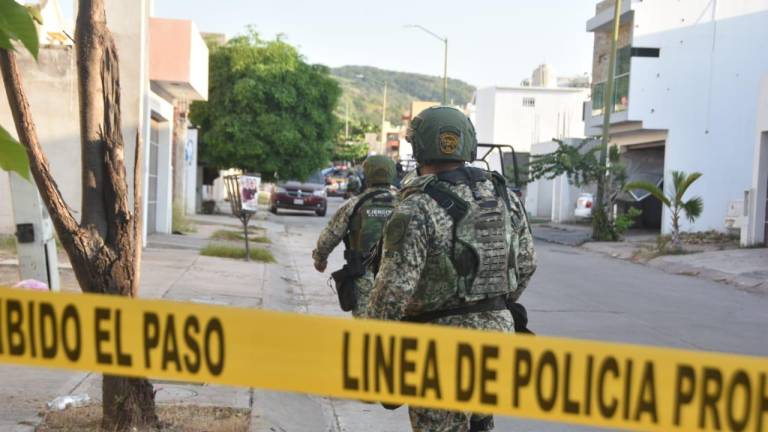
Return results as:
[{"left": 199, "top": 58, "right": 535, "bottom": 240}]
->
[
  {"left": 366, "top": 106, "right": 537, "bottom": 432},
  {"left": 312, "top": 155, "right": 399, "bottom": 317}
]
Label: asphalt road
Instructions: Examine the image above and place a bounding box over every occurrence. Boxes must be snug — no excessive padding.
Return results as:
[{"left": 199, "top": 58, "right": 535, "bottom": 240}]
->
[{"left": 253, "top": 197, "right": 768, "bottom": 432}]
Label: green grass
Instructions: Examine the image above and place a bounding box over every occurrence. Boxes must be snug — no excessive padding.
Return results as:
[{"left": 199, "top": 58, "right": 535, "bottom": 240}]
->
[
  {"left": 200, "top": 243, "right": 275, "bottom": 262},
  {"left": 0, "top": 234, "right": 16, "bottom": 253},
  {"left": 172, "top": 201, "right": 196, "bottom": 233},
  {"left": 209, "top": 229, "right": 270, "bottom": 243}
]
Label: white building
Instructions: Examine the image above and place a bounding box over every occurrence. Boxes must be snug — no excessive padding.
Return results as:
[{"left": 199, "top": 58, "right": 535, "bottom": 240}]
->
[
  {"left": 526, "top": 139, "right": 597, "bottom": 223},
  {"left": 474, "top": 85, "right": 589, "bottom": 154},
  {"left": 585, "top": 0, "right": 768, "bottom": 246},
  {"left": 0, "top": 0, "right": 208, "bottom": 244}
]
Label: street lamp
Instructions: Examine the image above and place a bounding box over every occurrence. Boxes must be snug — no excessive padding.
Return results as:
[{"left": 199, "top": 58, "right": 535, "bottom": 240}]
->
[
  {"left": 356, "top": 74, "right": 388, "bottom": 155},
  {"left": 405, "top": 24, "right": 448, "bottom": 105}
]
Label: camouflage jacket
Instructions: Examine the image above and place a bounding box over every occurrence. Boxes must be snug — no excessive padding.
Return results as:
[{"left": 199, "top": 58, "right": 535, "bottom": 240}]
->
[{"left": 366, "top": 171, "right": 536, "bottom": 324}]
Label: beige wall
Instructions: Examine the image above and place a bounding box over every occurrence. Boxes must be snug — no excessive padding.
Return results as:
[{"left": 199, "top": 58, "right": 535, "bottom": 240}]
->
[
  {"left": 0, "top": 46, "right": 80, "bottom": 233},
  {"left": 0, "top": 0, "right": 150, "bottom": 234}
]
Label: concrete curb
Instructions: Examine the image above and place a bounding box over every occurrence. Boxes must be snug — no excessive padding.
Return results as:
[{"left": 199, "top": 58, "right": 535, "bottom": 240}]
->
[{"left": 647, "top": 255, "right": 768, "bottom": 295}]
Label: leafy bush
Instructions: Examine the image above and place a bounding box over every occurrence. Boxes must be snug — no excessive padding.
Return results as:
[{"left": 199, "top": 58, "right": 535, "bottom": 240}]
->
[{"left": 614, "top": 207, "right": 642, "bottom": 235}]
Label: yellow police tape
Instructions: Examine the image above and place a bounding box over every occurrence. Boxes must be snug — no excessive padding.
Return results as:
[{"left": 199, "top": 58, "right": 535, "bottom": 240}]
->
[{"left": 0, "top": 286, "right": 766, "bottom": 431}]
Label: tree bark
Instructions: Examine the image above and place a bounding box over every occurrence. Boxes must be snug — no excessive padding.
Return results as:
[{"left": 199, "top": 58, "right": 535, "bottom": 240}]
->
[
  {"left": 74, "top": 1, "right": 157, "bottom": 429},
  {"left": 0, "top": 0, "right": 158, "bottom": 429}
]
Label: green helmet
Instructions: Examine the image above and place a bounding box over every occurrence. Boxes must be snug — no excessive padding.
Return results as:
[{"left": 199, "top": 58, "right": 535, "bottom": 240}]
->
[
  {"left": 363, "top": 155, "right": 396, "bottom": 186},
  {"left": 406, "top": 106, "right": 477, "bottom": 164}
]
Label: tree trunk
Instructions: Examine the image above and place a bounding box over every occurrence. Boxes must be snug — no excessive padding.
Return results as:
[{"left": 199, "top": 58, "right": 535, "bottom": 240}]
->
[
  {"left": 0, "top": 0, "right": 158, "bottom": 429},
  {"left": 74, "top": 1, "right": 157, "bottom": 429},
  {"left": 671, "top": 209, "right": 682, "bottom": 250}
]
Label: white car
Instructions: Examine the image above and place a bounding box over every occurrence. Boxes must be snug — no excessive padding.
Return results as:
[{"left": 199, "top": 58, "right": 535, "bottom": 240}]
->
[{"left": 574, "top": 193, "right": 594, "bottom": 218}]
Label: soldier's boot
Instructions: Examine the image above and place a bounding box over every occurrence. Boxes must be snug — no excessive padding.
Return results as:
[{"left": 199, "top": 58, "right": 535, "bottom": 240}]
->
[{"left": 469, "top": 415, "right": 494, "bottom": 432}]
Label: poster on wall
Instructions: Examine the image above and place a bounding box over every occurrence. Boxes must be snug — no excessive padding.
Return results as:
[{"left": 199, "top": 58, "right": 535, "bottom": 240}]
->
[{"left": 239, "top": 175, "right": 261, "bottom": 213}]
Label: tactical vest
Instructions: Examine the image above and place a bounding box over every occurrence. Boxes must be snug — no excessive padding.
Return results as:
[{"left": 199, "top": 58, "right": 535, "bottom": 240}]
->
[
  {"left": 401, "top": 167, "right": 522, "bottom": 303},
  {"left": 347, "top": 189, "right": 396, "bottom": 257}
]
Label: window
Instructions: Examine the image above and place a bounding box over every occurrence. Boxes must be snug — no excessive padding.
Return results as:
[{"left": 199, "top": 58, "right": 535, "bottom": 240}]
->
[
  {"left": 522, "top": 97, "right": 536, "bottom": 107},
  {"left": 592, "top": 44, "right": 631, "bottom": 115},
  {"left": 592, "top": 82, "right": 605, "bottom": 116}
]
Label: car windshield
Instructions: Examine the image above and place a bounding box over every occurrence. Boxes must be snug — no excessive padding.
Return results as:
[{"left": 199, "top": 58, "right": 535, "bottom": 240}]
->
[{"left": 305, "top": 170, "right": 325, "bottom": 185}]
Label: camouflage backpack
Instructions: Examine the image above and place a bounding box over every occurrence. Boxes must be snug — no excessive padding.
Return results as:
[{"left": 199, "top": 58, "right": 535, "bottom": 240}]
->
[
  {"left": 399, "top": 167, "right": 522, "bottom": 302},
  {"left": 347, "top": 189, "right": 396, "bottom": 256}
]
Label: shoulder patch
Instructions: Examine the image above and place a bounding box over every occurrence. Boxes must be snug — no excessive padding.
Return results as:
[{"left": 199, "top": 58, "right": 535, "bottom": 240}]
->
[
  {"left": 383, "top": 212, "right": 412, "bottom": 253},
  {"left": 439, "top": 131, "right": 460, "bottom": 154}
]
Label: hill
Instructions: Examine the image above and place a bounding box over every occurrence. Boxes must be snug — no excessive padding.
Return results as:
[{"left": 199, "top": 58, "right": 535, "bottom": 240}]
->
[{"left": 331, "top": 65, "right": 476, "bottom": 127}]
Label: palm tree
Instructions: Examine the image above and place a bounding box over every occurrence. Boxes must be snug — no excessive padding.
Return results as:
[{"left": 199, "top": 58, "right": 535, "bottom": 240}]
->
[{"left": 625, "top": 171, "right": 703, "bottom": 249}]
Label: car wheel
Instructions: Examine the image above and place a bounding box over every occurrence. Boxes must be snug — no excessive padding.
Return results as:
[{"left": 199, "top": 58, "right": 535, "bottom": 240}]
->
[
  {"left": 270, "top": 205, "right": 278, "bottom": 214},
  {"left": 316, "top": 207, "right": 327, "bottom": 217}
]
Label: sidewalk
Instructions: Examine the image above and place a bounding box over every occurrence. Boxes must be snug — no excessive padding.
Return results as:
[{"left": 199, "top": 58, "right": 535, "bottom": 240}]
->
[
  {"left": 0, "top": 214, "right": 271, "bottom": 431},
  {"left": 533, "top": 222, "right": 768, "bottom": 294}
]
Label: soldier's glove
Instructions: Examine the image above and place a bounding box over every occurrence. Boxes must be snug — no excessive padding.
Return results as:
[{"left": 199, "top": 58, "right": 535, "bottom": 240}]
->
[
  {"left": 314, "top": 259, "right": 327, "bottom": 273},
  {"left": 506, "top": 301, "right": 534, "bottom": 335}
]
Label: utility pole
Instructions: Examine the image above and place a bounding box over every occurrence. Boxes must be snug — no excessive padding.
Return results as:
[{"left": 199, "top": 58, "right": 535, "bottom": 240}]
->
[
  {"left": 443, "top": 38, "right": 448, "bottom": 104},
  {"left": 345, "top": 100, "right": 350, "bottom": 143},
  {"left": 406, "top": 24, "right": 448, "bottom": 105},
  {"left": 380, "top": 81, "right": 388, "bottom": 154},
  {"left": 593, "top": 0, "right": 623, "bottom": 240}
]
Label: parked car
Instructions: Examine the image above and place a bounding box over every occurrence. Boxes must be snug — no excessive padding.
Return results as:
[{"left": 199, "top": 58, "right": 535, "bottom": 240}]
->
[
  {"left": 574, "top": 192, "right": 594, "bottom": 218},
  {"left": 270, "top": 170, "right": 327, "bottom": 216},
  {"left": 323, "top": 167, "right": 349, "bottom": 197}
]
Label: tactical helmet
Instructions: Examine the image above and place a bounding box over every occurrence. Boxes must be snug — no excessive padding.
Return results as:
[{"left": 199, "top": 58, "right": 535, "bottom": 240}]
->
[
  {"left": 406, "top": 106, "right": 477, "bottom": 164},
  {"left": 362, "top": 155, "right": 396, "bottom": 186}
]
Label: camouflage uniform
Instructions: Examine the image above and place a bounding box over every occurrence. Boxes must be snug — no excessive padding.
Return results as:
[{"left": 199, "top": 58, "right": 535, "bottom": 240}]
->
[
  {"left": 366, "top": 107, "right": 536, "bottom": 432},
  {"left": 313, "top": 186, "right": 397, "bottom": 317}
]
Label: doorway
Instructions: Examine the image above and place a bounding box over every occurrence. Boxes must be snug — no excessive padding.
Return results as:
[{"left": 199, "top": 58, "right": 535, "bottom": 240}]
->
[{"left": 146, "top": 118, "right": 160, "bottom": 234}]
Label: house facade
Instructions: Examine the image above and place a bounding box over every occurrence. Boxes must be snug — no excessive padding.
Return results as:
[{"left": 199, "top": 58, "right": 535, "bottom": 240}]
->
[
  {"left": 585, "top": 0, "right": 768, "bottom": 245},
  {"left": 474, "top": 85, "right": 589, "bottom": 154},
  {"left": 0, "top": 0, "right": 208, "bottom": 245}
]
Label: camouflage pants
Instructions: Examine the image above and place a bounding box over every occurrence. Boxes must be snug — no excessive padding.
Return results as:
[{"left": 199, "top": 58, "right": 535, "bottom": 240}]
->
[
  {"left": 351, "top": 273, "right": 374, "bottom": 318},
  {"left": 407, "top": 310, "right": 514, "bottom": 432}
]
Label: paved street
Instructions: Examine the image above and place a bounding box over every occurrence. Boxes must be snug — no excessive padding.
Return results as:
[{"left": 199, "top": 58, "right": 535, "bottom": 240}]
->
[{"left": 252, "top": 197, "right": 768, "bottom": 432}]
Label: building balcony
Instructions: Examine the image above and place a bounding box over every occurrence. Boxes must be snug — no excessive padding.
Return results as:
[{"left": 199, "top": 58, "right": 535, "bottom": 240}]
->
[
  {"left": 149, "top": 18, "right": 208, "bottom": 101},
  {"left": 587, "top": 0, "right": 634, "bottom": 32}
]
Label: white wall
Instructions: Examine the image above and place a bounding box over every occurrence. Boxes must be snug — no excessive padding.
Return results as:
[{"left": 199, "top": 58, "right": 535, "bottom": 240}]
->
[
  {"left": 474, "top": 86, "right": 588, "bottom": 153},
  {"left": 627, "top": 1, "right": 768, "bottom": 237},
  {"left": 185, "top": 128, "right": 199, "bottom": 215},
  {"left": 525, "top": 139, "right": 593, "bottom": 222},
  {"left": 746, "top": 76, "right": 768, "bottom": 245}
]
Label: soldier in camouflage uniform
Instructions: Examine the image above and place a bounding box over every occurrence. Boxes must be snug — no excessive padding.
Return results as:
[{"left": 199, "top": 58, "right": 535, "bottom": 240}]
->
[
  {"left": 367, "top": 107, "right": 536, "bottom": 432},
  {"left": 313, "top": 155, "right": 398, "bottom": 317}
]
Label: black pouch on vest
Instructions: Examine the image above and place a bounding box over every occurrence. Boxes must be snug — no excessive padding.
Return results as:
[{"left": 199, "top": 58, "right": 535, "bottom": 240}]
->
[{"left": 331, "top": 266, "right": 358, "bottom": 312}]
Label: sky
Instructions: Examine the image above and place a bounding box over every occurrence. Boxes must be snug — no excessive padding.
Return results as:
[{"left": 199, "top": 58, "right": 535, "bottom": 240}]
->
[{"left": 60, "top": 0, "right": 597, "bottom": 88}]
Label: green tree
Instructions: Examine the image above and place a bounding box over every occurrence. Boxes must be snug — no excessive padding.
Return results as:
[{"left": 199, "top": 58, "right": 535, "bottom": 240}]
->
[
  {"left": 527, "top": 139, "right": 627, "bottom": 240},
  {"left": 333, "top": 119, "right": 374, "bottom": 163},
  {"left": 190, "top": 32, "right": 341, "bottom": 182},
  {"left": 0, "top": 0, "right": 40, "bottom": 180},
  {"left": 625, "top": 171, "right": 703, "bottom": 249}
]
